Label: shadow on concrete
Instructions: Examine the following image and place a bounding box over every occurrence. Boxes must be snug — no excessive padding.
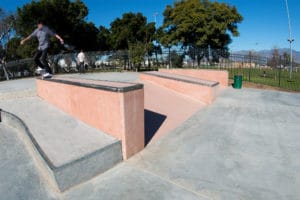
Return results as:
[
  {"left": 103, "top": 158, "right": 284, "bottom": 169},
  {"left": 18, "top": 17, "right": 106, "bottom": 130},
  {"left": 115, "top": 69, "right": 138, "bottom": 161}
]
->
[{"left": 144, "top": 109, "right": 167, "bottom": 146}]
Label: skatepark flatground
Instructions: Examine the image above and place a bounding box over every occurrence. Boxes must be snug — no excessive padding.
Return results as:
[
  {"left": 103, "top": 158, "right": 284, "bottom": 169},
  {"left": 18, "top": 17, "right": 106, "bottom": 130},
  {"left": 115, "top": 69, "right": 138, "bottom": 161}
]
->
[{"left": 0, "top": 72, "right": 300, "bottom": 200}]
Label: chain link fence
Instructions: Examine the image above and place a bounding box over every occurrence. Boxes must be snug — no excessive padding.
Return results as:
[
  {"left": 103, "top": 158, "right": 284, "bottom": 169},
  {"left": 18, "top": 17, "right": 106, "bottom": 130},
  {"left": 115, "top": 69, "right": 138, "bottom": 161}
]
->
[{"left": 1, "top": 49, "right": 299, "bottom": 91}]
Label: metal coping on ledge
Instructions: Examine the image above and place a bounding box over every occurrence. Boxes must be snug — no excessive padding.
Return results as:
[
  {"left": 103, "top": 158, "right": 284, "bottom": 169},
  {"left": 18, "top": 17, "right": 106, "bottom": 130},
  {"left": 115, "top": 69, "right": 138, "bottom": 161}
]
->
[
  {"left": 142, "top": 72, "right": 219, "bottom": 87},
  {"left": 37, "top": 78, "right": 144, "bottom": 92}
]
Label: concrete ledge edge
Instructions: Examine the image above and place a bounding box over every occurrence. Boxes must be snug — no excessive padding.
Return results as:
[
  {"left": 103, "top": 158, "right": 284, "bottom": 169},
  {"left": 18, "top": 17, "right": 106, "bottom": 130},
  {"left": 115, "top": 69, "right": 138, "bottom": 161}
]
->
[
  {"left": 56, "top": 140, "right": 121, "bottom": 171},
  {"left": 37, "top": 78, "right": 144, "bottom": 93},
  {"left": 141, "top": 72, "right": 219, "bottom": 87}
]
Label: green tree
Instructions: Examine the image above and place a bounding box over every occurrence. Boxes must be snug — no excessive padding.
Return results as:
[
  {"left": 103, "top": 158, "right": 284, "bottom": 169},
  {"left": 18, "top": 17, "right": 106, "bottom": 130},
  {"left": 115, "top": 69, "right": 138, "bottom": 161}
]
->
[
  {"left": 110, "top": 12, "right": 156, "bottom": 69},
  {"left": 170, "top": 50, "right": 184, "bottom": 68},
  {"left": 143, "top": 23, "right": 156, "bottom": 67},
  {"left": 0, "top": 44, "right": 5, "bottom": 59},
  {"left": 159, "top": 0, "right": 243, "bottom": 60},
  {"left": 72, "top": 22, "right": 99, "bottom": 51},
  {"left": 5, "top": 37, "right": 22, "bottom": 60},
  {"left": 97, "top": 26, "right": 112, "bottom": 51},
  {"left": 129, "top": 42, "right": 146, "bottom": 70},
  {"left": 110, "top": 12, "right": 156, "bottom": 50},
  {"left": 153, "top": 44, "right": 162, "bottom": 66},
  {"left": 187, "top": 46, "right": 208, "bottom": 67}
]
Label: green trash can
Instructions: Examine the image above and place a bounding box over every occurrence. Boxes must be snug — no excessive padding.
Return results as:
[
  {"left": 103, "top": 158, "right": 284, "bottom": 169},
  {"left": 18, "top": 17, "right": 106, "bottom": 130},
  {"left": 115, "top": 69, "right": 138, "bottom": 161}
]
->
[{"left": 233, "top": 75, "right": 243, "bottom": 89}]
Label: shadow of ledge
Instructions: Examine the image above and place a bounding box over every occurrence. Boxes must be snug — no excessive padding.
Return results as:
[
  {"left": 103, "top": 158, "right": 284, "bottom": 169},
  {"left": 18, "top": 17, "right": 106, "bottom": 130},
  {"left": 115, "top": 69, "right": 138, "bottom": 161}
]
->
[{"left": 144, "top": 109, "right": 167, "bottom": 146}]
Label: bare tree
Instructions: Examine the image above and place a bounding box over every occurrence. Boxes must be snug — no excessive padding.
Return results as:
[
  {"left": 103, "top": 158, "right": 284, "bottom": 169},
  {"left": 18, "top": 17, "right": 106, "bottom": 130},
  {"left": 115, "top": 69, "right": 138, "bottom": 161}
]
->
[
  {"left": 268, "top": 47, "right": 280, "bottom": 69},
  {"left": 283, "top": 51, "right": 290, "bottom": 67},
  {"left": 0, "top": 8, "right": 15, "bottom": 80},
  {"left": 0, "top": 8, "right": 15, "bottom": 47}
]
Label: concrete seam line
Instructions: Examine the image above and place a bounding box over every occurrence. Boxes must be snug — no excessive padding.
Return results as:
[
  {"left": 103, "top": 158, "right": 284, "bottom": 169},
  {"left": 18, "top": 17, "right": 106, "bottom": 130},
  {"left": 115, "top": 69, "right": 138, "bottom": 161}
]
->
[{"left": 129, "top": 164, "right": 213, "bottom": 200}]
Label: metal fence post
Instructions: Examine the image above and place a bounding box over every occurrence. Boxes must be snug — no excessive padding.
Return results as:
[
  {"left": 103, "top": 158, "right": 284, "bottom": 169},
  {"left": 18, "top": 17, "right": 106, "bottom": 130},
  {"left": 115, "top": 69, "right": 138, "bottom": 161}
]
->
[
  {"left": 248, "top": 56, "right": 251, "bottom": 82},
  {"left": 168, "top": 47, "right": 171, "bottom": 69},
  {"left": 3, "top": 64, "right": 9, "bottom": 81},
  {"left": 279, "top": 56, "right": 282, "bottom": 87}
]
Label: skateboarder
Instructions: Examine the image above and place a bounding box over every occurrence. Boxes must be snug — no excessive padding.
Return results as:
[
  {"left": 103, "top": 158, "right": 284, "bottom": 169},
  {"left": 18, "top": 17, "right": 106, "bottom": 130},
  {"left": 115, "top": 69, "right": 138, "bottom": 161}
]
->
[{"left": 20, "top": 20, "right": 64, "bottom": 78}]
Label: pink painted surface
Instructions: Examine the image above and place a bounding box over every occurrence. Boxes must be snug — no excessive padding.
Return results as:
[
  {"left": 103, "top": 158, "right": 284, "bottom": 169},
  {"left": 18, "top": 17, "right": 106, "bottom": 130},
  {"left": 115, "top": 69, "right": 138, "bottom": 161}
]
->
[
  {"left": 121, "top": 89, "right": 145, "bottom": 159},
  {"left": 159, "top": 69, "right": 229, "bottom": 87},
  {"left": 140, "top": 73, "right": 218, "bottom": 104},
  {"left": 141, "top": 80, "right": 204, "bottom": 144},
  {"left": 36, "top": 79, "right": 144, "bottom": 159}
]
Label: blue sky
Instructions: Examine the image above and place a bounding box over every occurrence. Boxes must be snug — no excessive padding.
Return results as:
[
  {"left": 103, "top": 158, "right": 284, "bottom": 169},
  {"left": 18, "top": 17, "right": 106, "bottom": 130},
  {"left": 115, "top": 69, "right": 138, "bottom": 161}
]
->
[{"left": 1, "top": 0, "right": 299, "bottom": 51}]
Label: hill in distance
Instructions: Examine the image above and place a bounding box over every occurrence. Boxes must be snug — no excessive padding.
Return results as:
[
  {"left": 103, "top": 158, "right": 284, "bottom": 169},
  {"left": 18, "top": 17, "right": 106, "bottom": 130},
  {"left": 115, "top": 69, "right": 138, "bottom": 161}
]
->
[{"left": 233, "top": 48, "right": 300, "bottom": 63}]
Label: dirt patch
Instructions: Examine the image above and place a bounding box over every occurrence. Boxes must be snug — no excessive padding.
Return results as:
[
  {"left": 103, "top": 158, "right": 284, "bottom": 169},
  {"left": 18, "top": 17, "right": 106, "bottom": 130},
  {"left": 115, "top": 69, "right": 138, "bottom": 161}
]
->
[{"left": 228, "top": 80, "right": 300, "bottom": 94}]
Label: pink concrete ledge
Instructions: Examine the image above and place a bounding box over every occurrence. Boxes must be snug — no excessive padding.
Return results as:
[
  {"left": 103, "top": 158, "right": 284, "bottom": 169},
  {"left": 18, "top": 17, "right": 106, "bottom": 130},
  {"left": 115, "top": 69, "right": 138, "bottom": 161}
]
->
[
  {"left": 140, "top": 71, "right": 219, "bottom": 104},
  {"left": 159, "top": 69, "right": 229, "bottom": 87},
  {"left": 36, "top": 77, "right": 144, "bottom": 159}
]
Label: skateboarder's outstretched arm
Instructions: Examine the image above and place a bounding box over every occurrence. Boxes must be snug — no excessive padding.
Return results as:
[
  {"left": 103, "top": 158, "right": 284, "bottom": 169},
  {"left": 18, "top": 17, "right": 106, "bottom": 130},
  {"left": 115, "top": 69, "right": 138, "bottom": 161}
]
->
[
  {"left": 20, "top": 33, "right": 64, "bottom": 45},
  {"left": 20, "top": 26, "right": 64, "bottom": 45},
  {"left": 55, "top": 34, "right": 64, "bottom": 44},
  {"left": 20, "top": 35, "right": 31, "bottom": 45}
]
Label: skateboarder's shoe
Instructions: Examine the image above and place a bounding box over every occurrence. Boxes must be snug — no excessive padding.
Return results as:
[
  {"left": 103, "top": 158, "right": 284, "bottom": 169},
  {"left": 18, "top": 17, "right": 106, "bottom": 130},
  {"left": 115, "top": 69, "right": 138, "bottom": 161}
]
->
[
  {"left": 35, "top": 67, "right": 44, "bottom": 75},
  {"left": 43, "top": 73, "right": 52, "bottom": 79}
]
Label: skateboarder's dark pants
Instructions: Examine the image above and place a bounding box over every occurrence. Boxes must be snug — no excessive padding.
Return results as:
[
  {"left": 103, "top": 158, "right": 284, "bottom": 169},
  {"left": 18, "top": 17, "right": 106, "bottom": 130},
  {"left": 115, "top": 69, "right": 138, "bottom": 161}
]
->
[{"left": 34, "top": 48, "right": 52, "bottom": 74}]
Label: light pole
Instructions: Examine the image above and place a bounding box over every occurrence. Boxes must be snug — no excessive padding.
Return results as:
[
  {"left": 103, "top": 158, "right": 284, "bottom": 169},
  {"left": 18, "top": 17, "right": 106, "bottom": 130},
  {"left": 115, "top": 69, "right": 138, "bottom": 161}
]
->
[
  {"left": 285, "top": 0, "right": 294, "bottom": 80},
  {"left": 153, "top": 12, "right": 159, "bottom": 24},
  {"left": 288, "top": 38, "right": 294, "bottom": 80}
]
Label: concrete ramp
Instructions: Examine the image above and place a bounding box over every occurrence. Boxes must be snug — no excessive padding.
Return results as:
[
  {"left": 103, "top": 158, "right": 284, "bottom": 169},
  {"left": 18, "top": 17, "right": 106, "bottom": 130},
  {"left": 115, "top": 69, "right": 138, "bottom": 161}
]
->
[
  {"left": 159, "top": 68, "right": 229, "bottom": 87},
  {"left": 142, "top": 81, "right": 205, "bottom": 144},
  {"left": 140, "top": 71, "right": 219, "bottom": 104},
  {"left": 0, "top": 97, "right": 122, "bottom": 191}
]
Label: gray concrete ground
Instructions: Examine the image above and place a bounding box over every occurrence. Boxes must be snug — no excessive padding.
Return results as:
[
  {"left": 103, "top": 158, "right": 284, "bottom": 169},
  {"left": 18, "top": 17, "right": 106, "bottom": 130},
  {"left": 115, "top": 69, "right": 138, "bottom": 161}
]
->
[
  {"left": 0, "top": 124, "right": 58, "bottom": 200},
  {"left": 0, "top": 78, "right": 36, "bottom": 93},
  {"left": 0, "top": 78, "right": 36, "bottom": 100},
  {"left": 129, "top": 88, "right": 300, "bottom": 200},
  {"left": 0, "top": 73, "right": 300, "bottom": 199}
]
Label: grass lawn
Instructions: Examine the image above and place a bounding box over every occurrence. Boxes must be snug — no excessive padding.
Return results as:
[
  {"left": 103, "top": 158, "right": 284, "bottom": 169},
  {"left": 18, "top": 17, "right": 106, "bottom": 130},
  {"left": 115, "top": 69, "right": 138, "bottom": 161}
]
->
[
  {"left": 228, "top": 67, "right": 300, "bottom": 92},
  {"left": 190, "top": 65, "right": 300, "bottom": 92}
]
